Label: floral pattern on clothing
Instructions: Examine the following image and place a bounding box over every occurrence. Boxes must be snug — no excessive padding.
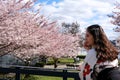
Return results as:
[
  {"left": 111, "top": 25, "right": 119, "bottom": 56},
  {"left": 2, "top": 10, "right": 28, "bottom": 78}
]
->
[
  {"left": 97, "top": 59, "right": 105, "bottom": 64},
  {"left": 83, "top": 63, "right": 92, "bottom": 80}
]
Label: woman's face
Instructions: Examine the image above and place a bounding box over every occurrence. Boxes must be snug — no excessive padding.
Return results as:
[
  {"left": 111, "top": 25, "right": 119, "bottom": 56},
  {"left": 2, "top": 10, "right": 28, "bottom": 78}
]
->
[{"left": 85, "top": 31, "right": 94, "bottom": 47}]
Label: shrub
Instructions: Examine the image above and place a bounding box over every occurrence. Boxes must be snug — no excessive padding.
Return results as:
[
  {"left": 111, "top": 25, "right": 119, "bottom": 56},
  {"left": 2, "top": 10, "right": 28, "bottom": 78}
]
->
[
  {"left": 76, "top": 55, "right": 86, "bottom": 59},
  {"left": 34, "top": 62, "right": 45, "bottom": 67},
  {"left": 46, "top": 61, "right": 54, "bottom": 65}
]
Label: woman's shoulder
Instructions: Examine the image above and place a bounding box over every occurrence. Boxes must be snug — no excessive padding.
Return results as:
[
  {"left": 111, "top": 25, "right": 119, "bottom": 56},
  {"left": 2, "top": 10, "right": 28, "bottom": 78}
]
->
[{"left": 104, "top": 58, "right": 118, "bottom": 67}]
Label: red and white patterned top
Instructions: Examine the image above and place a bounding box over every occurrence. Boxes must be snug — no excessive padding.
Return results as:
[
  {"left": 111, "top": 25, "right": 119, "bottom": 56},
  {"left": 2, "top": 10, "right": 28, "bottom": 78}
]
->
[{"left": 79, "top": 48, "right": 118, "bottom": 80}]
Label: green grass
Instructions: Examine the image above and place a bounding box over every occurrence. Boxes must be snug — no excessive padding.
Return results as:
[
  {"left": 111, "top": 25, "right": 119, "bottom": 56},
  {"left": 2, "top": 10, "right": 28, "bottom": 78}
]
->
[
  {"left": 0, "top": 73, "right": 77, "bottom": 80},
  {"left": 47, "top": 58, "right": 75, "bottom": 65},
  {"left": 21, "top": 75, "right": 74, "bottom": 80},
  {"left": 58, "top": 58, "right": 74, "bottom": 63},
  {"left": 48, "top": 57, "right": 74, "bottom": 62},
  {"left": 45, "top": 57, "right": 83, "bottom": 66}
]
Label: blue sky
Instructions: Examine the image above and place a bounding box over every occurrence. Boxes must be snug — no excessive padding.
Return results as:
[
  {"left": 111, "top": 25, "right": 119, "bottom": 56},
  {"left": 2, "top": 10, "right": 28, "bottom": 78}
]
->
[
  {"left": 37, "top": 0, "right": 62, "bottom": 4},
  {"left": 34, "top": 0, "right": 119, "bottom": 40}
]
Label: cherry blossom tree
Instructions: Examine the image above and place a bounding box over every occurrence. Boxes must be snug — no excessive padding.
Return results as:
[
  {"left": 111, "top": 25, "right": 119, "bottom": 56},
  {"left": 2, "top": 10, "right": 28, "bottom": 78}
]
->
[
  {"left": 0, "top": 0, "right": 48, "bottom": 55},
  {"left": 0, "top": 0, "right": 80, "bottom": 68},
  {"left": 14, "top": 25, "right": 80, "bottom": 68},
  {"left": 110, "top": 2, "right": 120, "bottom": 50},
  {"left": 110, "top": 2, "right": 120, "bottom": 32}
]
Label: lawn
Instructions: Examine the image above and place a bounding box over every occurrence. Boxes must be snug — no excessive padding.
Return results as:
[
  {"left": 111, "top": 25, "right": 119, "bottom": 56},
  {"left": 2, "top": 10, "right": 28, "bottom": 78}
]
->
[
  {"left": 47, "top": 57, "right": 79, "bottom": 65},
  {"left": 0, "top": 75, "right": 75, "bottom": 80},
  {"left": 58, "top": 58, "right": 75, "bottom": 63},
  {"left": 45, "top": 58, "right": 74, "bottom": 65},
  {"left": 21, "top": 75, "right": 74, "bottom": 80}
]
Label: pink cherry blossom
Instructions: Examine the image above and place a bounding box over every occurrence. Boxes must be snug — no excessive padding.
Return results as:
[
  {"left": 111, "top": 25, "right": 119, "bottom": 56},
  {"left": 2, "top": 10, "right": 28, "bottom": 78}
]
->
[{"left": 0, "top": 0, "right": 80, "bottom": 63}]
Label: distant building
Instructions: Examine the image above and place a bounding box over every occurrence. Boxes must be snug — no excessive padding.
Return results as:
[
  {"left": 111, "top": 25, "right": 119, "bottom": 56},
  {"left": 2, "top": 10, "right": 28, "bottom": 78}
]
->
[
  {"left": 110, "top": 40, "right": 120, "bottom": 52},
  {"left": 110, "top": 40, "right": 116, "bottom": 46},
  {"left": 116, "top": 40, "right": 120, "bottom": 47},
  {"left": 78, "top": 47, "right": 87, "bottom": 55}
]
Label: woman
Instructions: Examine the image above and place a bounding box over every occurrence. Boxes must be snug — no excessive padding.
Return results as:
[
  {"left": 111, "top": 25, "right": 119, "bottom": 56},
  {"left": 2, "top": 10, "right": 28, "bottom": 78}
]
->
[{"left": 79, "top": 24, "right": 119, "bottom": 80}]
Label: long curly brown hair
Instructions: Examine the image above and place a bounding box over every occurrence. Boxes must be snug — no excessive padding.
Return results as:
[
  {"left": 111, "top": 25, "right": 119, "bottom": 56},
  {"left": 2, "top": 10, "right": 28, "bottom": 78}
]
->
[{"left": 87, "top": 24, "right": 118, "bottom": 61}]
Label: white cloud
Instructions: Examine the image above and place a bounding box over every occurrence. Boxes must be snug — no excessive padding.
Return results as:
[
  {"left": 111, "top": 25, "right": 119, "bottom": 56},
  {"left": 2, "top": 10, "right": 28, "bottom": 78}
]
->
[{"left": 34, "top": 0, "right": 119, "bottom": 40}]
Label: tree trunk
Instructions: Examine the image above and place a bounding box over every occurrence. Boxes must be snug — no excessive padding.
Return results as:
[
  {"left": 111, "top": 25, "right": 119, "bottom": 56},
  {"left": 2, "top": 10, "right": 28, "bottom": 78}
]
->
[
  {"left": 53, "top": 58, "right": 58, "bottom": 68},
  {"left": 24, "top": 61, "right": 30, "bottom": 79}
]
